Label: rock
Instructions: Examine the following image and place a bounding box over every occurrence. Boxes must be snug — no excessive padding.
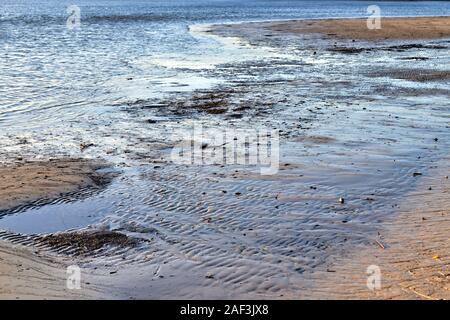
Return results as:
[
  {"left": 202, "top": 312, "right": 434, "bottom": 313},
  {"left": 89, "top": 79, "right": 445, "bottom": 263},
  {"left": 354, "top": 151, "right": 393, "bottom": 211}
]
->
[
  {"left": 204, "top": 217, "right": 212, "bottom": 223},
  {"left": 80, "top": 143, "right": 94, "bottom": 152}
]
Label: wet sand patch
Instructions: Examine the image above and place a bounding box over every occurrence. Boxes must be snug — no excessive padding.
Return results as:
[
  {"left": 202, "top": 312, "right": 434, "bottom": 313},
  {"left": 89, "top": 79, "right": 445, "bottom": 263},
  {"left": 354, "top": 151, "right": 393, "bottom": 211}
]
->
[
  {"left": 2, "top": 15, "right": 449, "bottom": 300},
  {"left": 328, "top": 43, "right": 448, "bottom": 54},
  {"left": 398, "top": 57, "right": 430, "bottom": 61},
  {"left": 309, "top": 159, "right": 450, "bottom": 299}
]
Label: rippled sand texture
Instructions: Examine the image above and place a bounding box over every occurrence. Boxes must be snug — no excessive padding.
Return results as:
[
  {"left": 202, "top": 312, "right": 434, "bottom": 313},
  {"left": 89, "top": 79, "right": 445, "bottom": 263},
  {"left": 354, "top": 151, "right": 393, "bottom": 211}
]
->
[
  {"left": 308, "top": 158, "right": 449, "bottom": 300},
  {"left": 0, "top": 240, "right": 102, "bottom": 299},
  {"left": 1, "top": 16, "right": 450, "bottom": 299}
]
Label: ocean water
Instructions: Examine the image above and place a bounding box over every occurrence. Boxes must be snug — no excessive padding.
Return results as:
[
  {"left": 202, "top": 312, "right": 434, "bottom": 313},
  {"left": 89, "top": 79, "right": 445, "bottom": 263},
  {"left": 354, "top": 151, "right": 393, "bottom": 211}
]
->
[
  {"left": 0, "top": 0, "right": 449, "bottom": 297},
  {"left": 1, "top": 0, "right": 450, "bottom": 132}
]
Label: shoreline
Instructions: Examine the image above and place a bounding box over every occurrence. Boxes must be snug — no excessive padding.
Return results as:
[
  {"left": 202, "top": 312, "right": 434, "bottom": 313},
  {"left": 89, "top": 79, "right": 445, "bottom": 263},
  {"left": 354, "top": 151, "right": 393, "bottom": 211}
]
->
[
  {"left": 192, "top": 15, "right": 450, "bottom": 30},
  {"left": 1, "top": 158, "right": 447, "bottom": 299},
  {"left": 1, "top": 16, "right": 449, "bottom": 299}
]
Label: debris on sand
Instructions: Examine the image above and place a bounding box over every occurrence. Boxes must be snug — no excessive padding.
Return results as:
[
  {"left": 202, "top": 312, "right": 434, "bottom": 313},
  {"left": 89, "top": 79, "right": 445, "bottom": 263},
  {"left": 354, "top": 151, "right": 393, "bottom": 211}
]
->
[{"left": 41, "top": 230, "right": 138, "bottom": 255}]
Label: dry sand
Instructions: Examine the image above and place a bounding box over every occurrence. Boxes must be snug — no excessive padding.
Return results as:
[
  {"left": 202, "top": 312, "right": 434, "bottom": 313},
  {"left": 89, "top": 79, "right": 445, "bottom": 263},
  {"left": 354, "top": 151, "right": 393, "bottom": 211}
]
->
[
  {"left": 268, "top": 16, "right": 450, "bottom": 40},
  {"left": 0, "top": 158, "right": 112, "bottom": 211}
]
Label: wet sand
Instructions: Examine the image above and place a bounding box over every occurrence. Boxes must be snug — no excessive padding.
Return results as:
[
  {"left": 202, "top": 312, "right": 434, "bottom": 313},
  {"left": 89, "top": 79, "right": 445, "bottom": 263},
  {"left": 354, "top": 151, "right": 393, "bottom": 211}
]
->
[
  {"left": 109, "top": 17, "right": 449, "bottom": 299},
  {"left": 266, "top": 17, "right": 450, "bottom": 41},
  {"left": 0, "top": 159, "right": 113, "bottom": 211},
  {"left": 2, "top": 159, "right": 447, "bottom": 299},
  {"left": 1, "top": 17, "right": 449, "bottom": 299},
  {"left": 0, "top": 159, "right": 115, "bottom": 299},
  {"left": 308, "top": 159, "right": 450, "bottom": 299},
  {"left": 244, "top": 16, "right": 449, "bottom": 299}
]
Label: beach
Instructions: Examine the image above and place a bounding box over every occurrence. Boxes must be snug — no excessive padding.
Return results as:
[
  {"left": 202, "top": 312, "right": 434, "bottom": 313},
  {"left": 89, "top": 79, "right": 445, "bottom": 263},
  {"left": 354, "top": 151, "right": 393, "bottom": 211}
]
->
[
  {"left": 1, "top": 10, "right": 449, "bottom": 300},
  {"left": 308, "top": 158, "right": 450, "bottom": 299},
  {"left": 266, "top": 17, "right": 450, "bottom": 40},
  {"left": 0, "top": 159, "right": 116, "bottom": 299}
]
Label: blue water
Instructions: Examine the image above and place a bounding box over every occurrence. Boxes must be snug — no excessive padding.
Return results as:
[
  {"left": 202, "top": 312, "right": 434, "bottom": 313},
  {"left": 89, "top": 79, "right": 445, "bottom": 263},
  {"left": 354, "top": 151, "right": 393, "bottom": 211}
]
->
[{"left": 1, "top": 1, "right": 449, "bottom": 130}]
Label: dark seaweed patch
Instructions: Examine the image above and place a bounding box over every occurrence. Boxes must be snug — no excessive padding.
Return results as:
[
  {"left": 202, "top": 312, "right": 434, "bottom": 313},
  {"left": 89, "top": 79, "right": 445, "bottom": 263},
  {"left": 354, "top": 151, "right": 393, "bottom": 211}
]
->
[{"left": 42, "top": 230, "right": 138, "bottom": 255}]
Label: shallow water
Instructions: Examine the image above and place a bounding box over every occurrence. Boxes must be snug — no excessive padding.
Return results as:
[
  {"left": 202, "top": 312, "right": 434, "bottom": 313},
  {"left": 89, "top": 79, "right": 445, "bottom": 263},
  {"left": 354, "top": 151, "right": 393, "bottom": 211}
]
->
[{"left": 1, "top": 0, "right": 450, "bottom": 297}]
